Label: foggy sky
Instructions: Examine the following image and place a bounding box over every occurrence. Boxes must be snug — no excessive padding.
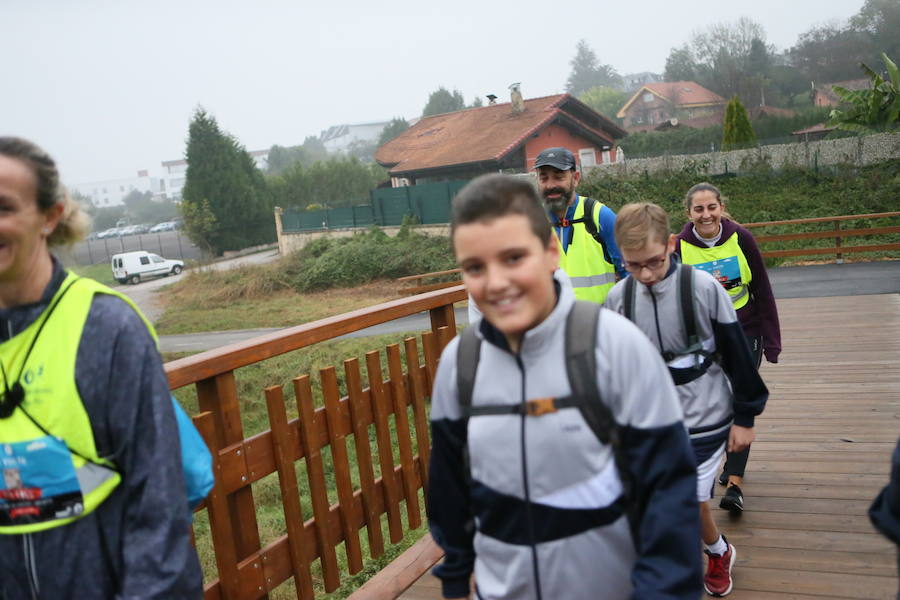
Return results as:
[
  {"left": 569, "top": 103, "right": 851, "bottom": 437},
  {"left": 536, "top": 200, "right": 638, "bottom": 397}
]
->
[{"left": 4, "top": 0, "right": 862, "bottom": 184}]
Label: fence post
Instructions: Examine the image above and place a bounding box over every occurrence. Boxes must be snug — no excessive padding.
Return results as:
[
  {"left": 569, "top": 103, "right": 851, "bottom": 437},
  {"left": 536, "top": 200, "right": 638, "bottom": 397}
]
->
[
  {"left": 86, "top": 241, "right": 94, "bottom": 265},
  {"left": 176, "top": 232, "right": 183, "bottom": 260},
  {"left": 835, "top": 221, "right": 843, "bottom": 264}
]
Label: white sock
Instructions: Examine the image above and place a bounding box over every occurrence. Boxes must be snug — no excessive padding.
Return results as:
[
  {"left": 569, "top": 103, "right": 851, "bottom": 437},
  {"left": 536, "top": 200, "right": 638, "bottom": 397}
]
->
[{"left": 706, "top": 535, "right": 728, "bottom": 556}]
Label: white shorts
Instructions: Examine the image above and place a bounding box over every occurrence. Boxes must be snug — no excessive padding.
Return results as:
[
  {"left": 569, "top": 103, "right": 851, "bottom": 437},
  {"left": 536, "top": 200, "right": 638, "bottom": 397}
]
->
[{"left": 696, "top": 443, "right": 727, "bottom": 502}]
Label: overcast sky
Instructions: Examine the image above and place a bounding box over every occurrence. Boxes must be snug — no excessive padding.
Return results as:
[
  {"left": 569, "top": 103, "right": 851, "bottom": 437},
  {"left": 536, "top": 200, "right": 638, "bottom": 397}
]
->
[{"left": 4, "top": 0, "right": 862, "bottom": 184}]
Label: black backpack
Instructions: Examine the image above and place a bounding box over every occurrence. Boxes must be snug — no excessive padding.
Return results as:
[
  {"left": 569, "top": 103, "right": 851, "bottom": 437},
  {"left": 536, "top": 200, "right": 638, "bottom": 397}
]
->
[
  {"left": 622, "top": 263, "right": 718, "bottom": 385},
  {"left": 455, "top": 301, "right": 639, "bottom": 539}
]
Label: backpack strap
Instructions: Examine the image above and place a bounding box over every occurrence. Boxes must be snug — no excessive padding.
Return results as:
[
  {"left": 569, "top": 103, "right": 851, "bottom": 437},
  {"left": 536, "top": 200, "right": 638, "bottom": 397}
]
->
[
  {"left": 456, "top": 325, "right": 482, "bottom": 415},
  {"left": 568, "top": 196, "right": 614, "bottom": 265},
  {"left": 565, "top": 301, "right": 639, "bottom": 540},
  {"left": 622, "top": 275, "right": 636, "bottom": 324}
]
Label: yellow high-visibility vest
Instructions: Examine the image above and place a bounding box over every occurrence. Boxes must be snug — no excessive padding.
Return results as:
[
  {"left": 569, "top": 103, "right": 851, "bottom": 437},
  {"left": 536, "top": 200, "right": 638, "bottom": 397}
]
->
[
  {"left": 680, "top": 232, "right": 752, "bottom": 310},
  {"left": 0, "top": 273, "right": 155, "bottom": 534},
  {"left": 557, "top": 196, "right": 617, "bottom": 304}
]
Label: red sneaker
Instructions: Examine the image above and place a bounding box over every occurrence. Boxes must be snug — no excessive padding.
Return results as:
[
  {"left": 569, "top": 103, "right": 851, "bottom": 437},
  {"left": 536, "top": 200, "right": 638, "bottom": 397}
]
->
[{"left": 704, "top": 539, "right": 736, "bottom": 596}]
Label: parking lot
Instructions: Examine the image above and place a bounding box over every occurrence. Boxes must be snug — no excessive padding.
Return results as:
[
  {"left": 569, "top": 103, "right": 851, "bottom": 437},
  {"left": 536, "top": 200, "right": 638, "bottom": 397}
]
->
[{"left": 62, "top": 230, "right": 206, "bottom": 266}]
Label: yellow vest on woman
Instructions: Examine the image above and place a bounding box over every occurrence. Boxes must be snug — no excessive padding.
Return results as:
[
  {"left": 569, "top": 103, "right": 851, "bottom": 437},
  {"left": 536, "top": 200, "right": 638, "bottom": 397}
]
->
[
  {"left": 679, "top": 232, "right": 752, "bottom": 310},
  {"left": 0, "top": 272, "right": 154, "bottom": 534}
]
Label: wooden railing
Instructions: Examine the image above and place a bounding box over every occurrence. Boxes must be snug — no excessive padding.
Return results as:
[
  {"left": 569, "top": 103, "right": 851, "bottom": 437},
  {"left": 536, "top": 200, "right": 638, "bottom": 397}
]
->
[
  {"left": 744, "top": 211, "right": 900, "bottom": 262},
  {"left": 396, "top": 268, "right": 461, "bottom": 296},
  {"left": 168, "top": 285, "right": 467, "bottom": 599}
]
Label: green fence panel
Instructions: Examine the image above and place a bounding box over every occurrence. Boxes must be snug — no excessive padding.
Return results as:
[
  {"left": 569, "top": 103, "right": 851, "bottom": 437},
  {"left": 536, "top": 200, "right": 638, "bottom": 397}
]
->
[
  {"left": 281, "top": 209, "right": 304, "bottom": 231},
  {"left": 374, "top": 187, "right": 412, "bottom": 226},
  {"left": 353, "top": 205, "right": 375, "bottom": 227},
  {"left": 298, "top": 210, "right": 329, "bottom": 230},
  {"left": 327, "top": 206, "right": 356, "bottom": 229},
  {"left": 411, "top": 183, "right": 451, "bottom": 224}
]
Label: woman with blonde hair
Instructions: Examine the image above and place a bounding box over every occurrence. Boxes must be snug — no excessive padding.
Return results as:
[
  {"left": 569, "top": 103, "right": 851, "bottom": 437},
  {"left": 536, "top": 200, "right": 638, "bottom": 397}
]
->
[{"left": 0, "top": 137, "right": 202, "bottom": 599}]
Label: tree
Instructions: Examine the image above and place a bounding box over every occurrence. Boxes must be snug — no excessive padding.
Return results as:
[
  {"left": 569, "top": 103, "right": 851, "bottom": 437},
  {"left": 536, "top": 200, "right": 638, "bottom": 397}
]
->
[
  {"left": 565, "top": 40, "right": 623, "bottom": 95},
  {"left": 827, "top": 53, "right": 900, "bottom": 133},
  {"left": 722, "top": 96, "right": 757, "bottom": 149},
  {"left": 850, "top": 0, "right": 900, "bottom": 62},
  {"left": 378, "top": 117, "right": 410, "bottom": 146},
  {"left": 470, "top": 96, "right": 484, "bottom": 108},
  {"left": 664, "top": 45, "right": 698, "bottom": 82},
  {"left": 268, "top": 157, "right": 387, "bottom": 211},
  {"left": 267, "top": 136, "right": 330, "bottom": 175},
  {"left": 422, "top": 87, "right": 465, "bottom": 116},
  {"left": 577, "top": 86, "right": 629, "bottom": 121},
  {"left": 181, "top": 108, "right": 274, "bottom": 255},
  {"left": 789, "top": 24, "right": 872, "bottom": 84}
]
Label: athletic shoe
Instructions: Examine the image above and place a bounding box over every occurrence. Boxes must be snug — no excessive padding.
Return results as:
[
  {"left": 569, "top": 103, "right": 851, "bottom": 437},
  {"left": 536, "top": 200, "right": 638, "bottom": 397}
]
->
[
  {"left": 704, "top": 539, "right": 736, "bottom": 596},
  {"left": 718, "top": 471, "right": 729, "bottom": 486},
  {"left": 719, "top": 485, "right": 744, "bottom": 513}
]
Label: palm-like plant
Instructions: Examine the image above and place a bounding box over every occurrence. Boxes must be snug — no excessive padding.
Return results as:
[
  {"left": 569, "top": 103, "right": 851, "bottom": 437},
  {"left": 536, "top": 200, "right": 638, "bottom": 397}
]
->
[{"left": 827, "top": 53, "right": 900, "bottom": 133}]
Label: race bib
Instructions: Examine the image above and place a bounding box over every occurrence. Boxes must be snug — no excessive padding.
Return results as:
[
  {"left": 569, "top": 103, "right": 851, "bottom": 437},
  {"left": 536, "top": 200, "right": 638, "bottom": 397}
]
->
[
  {"left": 693, "top": 256, "right": 742, "bottom": 291},
  {"left": 1, "top": 436, "right": 84, "bottom": 526}
]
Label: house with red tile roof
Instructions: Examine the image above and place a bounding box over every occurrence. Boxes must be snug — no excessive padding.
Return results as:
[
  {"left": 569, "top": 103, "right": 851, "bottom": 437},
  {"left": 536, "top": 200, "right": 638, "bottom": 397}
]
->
[
  {"left": 813, "top": 78, "right": 871, "bottom": 107},
  {"left": 616, "top": 81, "right": 727, "bottom": 131},
  {"left": 374, "top": 93, "right": 626, "bottom": 186}
]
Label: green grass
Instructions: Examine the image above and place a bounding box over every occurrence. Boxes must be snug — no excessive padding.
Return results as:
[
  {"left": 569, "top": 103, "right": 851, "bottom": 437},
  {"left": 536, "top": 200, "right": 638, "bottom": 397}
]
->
[
  {"left": 167, "top": 331, "right": 434, "bottom": 598},
  {"left": 69, "top": 262, "right": 117, "bottom": 287}
]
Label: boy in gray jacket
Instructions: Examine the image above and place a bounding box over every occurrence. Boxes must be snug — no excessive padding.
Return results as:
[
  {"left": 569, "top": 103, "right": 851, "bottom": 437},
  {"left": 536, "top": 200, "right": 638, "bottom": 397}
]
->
[
  {"left": 427, "top": 175, "right": 701, "bottom": 600},
  {"left": 604, "top": 202, "right": 768, "bottom": 597}
]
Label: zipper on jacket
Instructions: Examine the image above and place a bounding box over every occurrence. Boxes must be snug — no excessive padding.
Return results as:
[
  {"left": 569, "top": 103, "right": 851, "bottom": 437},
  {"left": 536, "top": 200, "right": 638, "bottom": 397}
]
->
[
  {"left": 515, "top": 353, "right": 543, "bottom": 600},
  {"left": 649, "top": 289, "right": 667, "bottom": 356},
  {"left": 23, "top": 534, "right": 40, "bottom": 600}
]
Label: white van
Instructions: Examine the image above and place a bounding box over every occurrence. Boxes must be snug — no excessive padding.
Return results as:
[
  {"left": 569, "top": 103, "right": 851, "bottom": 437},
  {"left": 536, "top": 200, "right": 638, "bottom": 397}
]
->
[{"left": 111, "top": 251, "right": 184, "bottom": 285}]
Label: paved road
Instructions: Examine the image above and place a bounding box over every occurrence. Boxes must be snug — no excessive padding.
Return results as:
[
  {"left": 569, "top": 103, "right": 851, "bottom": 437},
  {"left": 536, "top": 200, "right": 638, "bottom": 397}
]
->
[{"left": 156, "top": 260, "right": 900, "bottom": 354}]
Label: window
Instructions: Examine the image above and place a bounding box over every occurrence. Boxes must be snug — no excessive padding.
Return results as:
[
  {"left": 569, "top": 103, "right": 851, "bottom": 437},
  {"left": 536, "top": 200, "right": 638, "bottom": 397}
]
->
[
  {"left": 602, "top": 149, "right": 611, "bottom": 164},
  {"left": 578, "top": 148, "right": 597, "bottom": 167},
  {"left": 151, "top": 255, "right": 164, "bottom": 263},
  {"left": 140, "top": 256, "right": 150, "bottom": 265},
  {"left": 643, "top": 92, "right": 654, "bottom": 103}
]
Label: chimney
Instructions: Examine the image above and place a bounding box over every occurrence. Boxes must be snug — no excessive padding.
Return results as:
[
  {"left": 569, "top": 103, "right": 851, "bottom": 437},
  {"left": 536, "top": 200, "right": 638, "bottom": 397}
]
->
[
  {"left": 509, "top": 82, "right": 524, "bottom": 114},
  {"left": 486, "top": 94, "right": 498, "bottom": 105}
]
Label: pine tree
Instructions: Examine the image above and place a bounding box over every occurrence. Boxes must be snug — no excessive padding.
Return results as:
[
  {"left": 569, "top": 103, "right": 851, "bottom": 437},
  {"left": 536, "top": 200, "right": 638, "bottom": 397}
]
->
[
  {"left": 181, "top": 108, "right": 274, "bottom": 255},
  {"left": 722, "top": 96, "right": 756, "bottom": 150}
]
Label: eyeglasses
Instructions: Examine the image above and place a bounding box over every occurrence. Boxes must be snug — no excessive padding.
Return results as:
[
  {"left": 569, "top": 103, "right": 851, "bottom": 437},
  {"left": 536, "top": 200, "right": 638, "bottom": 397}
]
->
[{"left": 622, "top": 253, "right": 668, "bottom": 273}]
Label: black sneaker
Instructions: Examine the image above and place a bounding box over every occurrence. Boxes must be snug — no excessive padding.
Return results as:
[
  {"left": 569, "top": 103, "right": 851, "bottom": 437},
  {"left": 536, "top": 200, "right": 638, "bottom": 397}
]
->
[
  {"left": 718, "top": 471, "right": 729, "bottom": 487},
  {"left": 720, "top": 485, "right": 744, "bottom": 513}
]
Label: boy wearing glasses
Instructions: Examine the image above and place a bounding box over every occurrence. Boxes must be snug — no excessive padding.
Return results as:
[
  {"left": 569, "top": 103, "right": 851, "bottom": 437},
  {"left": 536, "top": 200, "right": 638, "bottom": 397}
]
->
[{"left": 604, "top": 203, "right": 768, "bottom": 598}]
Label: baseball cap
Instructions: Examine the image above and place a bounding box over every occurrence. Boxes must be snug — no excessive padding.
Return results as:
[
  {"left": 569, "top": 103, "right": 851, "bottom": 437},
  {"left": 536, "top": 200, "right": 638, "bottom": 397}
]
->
[{"left": 534, "top": 147, "right": 576, "bottom": 171}]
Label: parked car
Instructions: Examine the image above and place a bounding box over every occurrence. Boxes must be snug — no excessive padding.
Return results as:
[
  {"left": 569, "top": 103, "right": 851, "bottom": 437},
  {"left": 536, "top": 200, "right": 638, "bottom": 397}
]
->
[
  {"left": 96, "top": 227, "right": 122, "bottom": 239},
  {"left": 149, "top": 221, "right": 177, "bottom": 233},
  {"left": 111, "top": 251, "right": 184, "bottom": 285}
]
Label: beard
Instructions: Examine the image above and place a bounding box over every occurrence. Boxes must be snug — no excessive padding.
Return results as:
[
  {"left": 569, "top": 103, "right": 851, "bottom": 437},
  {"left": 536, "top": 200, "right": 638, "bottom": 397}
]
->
[{"left": 542, "top": 186, "right": 573, "bottom": 213}]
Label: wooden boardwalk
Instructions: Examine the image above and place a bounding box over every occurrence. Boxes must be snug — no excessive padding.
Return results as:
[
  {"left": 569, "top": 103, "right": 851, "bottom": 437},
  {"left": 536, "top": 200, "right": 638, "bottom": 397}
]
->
[{"left": 398, "top": 293, "right": 900, "bottom": 599}]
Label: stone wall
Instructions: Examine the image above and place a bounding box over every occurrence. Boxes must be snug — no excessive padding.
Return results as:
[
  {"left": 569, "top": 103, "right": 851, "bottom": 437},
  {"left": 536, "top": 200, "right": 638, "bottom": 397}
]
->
[
  {"left": 590, "top": 132, "right": 900, "bottom": 178},
  {"left": 275, "top": 222, "right": 450, "bottom": 256}
]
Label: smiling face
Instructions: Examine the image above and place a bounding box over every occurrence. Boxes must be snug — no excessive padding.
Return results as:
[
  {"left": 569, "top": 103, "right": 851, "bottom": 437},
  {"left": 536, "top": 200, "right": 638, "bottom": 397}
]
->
[
  {"left": 0, "top": 155, "right": 61, "bottom": 288},
  {"left": 536, "top": 166, "right": 580, "bottom": 214},
  {"left": 454, "top": 214, "right": 559, "bottom": 352},
  {"left": 687, "top": 189, "right": 724, "bottom": 238}
]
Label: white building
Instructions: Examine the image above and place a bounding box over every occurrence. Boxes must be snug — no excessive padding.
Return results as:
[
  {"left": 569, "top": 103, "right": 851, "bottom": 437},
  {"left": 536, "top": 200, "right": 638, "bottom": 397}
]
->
[
  {"left": 320, "top": 121, "right": 389, "bottom": 153},
  {"left": 70, "top": 171, "right": 163, "bottom": 208},
  {"left": 160, "top": 149, "right": 269, "bottom": 201}
]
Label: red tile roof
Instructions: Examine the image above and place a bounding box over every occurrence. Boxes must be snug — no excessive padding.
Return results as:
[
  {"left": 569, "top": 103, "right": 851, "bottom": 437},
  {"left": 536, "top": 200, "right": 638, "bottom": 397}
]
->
[
  {"left": 815, "top": 78, "right": 871, "bottom": 105},
  {"left": 617, "top": 81, "right": 726, "bottom": 117},
  {"left": 375, "top": 94, "right": 625, "bottom": 175}
]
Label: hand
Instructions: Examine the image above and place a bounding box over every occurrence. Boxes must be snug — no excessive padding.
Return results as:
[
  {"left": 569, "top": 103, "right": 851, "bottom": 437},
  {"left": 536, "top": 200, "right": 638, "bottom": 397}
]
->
[{"left": 728, "top": 425, "right": 755, "bottom": 453}]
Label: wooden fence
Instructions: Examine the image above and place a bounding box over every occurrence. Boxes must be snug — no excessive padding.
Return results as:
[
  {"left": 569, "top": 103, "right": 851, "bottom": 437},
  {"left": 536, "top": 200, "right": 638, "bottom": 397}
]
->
[
  {"left": 167, "top": 285, "right": 468, "bottom": 599},
  {"left": 745, "top": 211, "right": 900, "bottom": 262}
]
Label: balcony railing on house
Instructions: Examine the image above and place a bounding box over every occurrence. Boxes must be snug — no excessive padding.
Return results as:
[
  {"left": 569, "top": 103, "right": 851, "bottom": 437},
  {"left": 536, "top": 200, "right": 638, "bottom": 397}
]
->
[{"left": 168, "top": 286, "right": 467, "bottom": 599}]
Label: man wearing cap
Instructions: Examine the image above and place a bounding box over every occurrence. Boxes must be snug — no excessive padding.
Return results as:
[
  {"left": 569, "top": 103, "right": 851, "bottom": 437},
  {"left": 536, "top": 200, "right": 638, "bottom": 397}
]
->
[{"left": 535, "top": 146, "right": 625, "bottom": 304}]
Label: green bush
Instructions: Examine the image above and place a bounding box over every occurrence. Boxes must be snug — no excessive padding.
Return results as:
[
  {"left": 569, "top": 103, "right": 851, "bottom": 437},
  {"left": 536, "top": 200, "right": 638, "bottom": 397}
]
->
[{"left": 288, "top": 227, "right": 454, "bottom": 292}]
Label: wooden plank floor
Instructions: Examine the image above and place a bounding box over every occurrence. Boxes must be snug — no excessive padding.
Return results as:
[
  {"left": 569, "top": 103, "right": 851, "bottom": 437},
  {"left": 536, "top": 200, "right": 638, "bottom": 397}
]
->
[{"left": 399, "top": 293, "right": 900, "bottom": 599}]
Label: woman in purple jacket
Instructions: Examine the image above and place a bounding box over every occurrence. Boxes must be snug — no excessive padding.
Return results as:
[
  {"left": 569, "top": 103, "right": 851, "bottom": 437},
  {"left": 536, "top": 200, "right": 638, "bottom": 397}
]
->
[{"left": 676, "top": 182, "right": 781, "bottom": 514}]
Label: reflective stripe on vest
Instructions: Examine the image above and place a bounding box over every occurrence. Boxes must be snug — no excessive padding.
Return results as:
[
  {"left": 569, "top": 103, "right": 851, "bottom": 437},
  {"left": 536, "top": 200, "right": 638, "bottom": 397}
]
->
[
  {"left": 557, "top": 195, "right": 617, "bottom": 304},
  {"left": 679, "top": 232, "right": 752, "bottom": 310},
  {"left": 0, "top": 273, "right": 155, "bottom": 534}
]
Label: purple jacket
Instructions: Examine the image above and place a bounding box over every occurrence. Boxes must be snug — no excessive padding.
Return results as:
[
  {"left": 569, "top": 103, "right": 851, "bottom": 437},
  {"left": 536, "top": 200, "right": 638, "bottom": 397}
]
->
[{"left": 677, "top": 219, "right": 782, "bottom": 363}]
